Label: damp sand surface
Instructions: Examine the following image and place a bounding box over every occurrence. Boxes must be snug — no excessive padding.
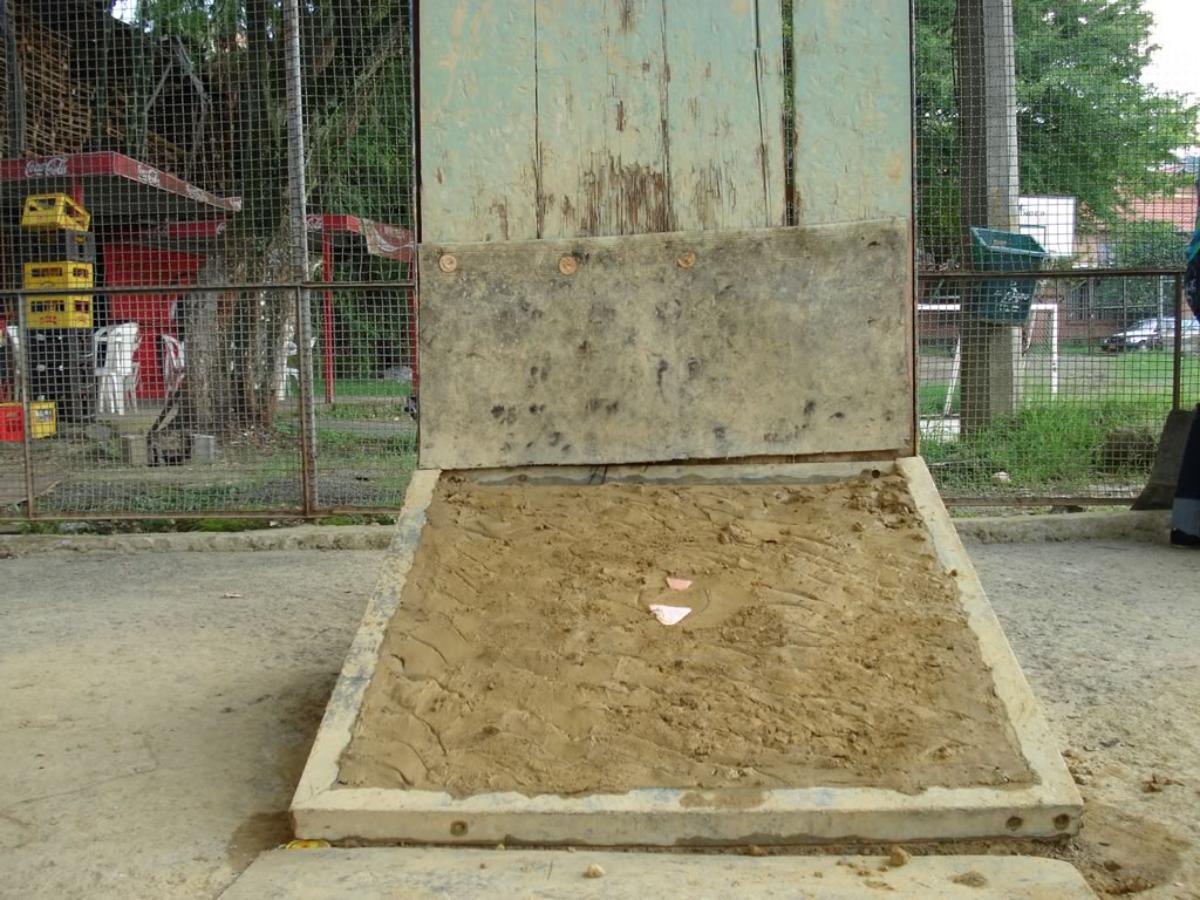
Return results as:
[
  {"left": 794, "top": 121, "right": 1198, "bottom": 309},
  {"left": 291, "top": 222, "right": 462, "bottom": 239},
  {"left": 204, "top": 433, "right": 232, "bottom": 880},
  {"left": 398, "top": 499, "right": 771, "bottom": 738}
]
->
[{"left": 339, "top": 473, "right": 1033, "bottom": 797}]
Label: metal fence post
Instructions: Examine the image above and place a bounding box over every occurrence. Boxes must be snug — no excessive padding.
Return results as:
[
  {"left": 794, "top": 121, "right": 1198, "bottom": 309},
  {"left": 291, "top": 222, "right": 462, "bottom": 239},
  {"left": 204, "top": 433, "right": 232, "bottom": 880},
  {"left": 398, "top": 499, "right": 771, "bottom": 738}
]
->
[
  {"left": 15, "top": 284, "right": 35, "bottom": 521},
  {"left": 294, "top": 286, "right": 316, "bottom": 515},
  {"left": 283, "top": 0, "right": 317, "bottom": 515},
  {"left": 1173, "top": 272, "right": 1184, "bottom": 412}
]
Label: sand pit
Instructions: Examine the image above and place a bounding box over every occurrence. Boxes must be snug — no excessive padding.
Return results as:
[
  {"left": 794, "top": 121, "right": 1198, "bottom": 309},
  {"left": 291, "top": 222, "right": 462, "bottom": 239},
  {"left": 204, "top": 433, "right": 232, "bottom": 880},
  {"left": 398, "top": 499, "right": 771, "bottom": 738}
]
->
[{"left": 338, "top": 472, "right": 1034, "bottom": 799}]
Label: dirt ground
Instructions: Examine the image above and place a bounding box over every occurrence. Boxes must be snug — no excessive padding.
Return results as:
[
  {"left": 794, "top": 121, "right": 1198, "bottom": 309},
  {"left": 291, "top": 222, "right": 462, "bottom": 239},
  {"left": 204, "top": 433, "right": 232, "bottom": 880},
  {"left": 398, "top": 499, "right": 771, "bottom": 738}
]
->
[
  {"left": 0, "top": 539, "right": 1197, "bottom": 898},
  {"left": 342, "top": 475, "right": 1030, "bottom": 797}
]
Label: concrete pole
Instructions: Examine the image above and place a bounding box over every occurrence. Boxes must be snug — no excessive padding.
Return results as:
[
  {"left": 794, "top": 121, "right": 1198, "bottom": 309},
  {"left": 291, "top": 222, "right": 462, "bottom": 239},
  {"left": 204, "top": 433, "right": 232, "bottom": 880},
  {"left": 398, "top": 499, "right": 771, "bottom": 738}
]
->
[{"left": 956, "top": 0, "right": 1021, "bottom": 434}]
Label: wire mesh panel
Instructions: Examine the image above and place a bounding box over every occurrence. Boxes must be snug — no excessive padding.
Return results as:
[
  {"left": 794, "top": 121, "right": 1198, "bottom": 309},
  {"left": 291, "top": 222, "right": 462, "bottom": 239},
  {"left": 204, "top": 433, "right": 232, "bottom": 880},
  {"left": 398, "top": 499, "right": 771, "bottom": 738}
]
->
[
  {"left": 919, "top": 274, "right": 1200, "bottom": 501},
  {"left": 915, "top": 0, "right": 1197, "bottom": 273},
  {"left": 1, "top": 285, "right": 306, "bottom": 517},
  {"left": 0, "top": 0, "right": 416, "bottom": 520},
  {"left": 297, "top": 1, "right": 418, "bottom": 509},
  {"left": 2, "top": 1, "right": 1197, "bottom": 516},
  {"left": 308, "top": 284, "right": 416, "bottom": 511},
  {"left": 913, "top": 0, "right": 1198, "bottom": 502}
]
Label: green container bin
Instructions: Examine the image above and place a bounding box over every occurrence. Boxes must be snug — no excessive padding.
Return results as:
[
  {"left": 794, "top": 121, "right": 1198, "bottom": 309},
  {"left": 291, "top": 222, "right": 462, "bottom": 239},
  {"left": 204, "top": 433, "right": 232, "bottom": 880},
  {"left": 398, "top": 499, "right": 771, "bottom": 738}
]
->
[{"left": 966, "top": 227, "right": 1048, "bottom": 323}]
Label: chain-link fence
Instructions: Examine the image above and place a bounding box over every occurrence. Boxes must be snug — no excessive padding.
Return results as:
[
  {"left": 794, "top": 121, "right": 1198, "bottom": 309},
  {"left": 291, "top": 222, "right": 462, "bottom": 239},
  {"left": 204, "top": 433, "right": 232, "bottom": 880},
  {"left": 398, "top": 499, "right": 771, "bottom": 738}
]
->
[
  {"left": 919, "top": 271, "right": 1199, "bottom": 502},
  {"left": 1, "top": 1, "right": 1197, "bottom": 519},
  {"left": 914, "top": 0, "right": 1198, "bottom": 503},
  {"left": 1, "top": 0, "right": 416, "bottom": 519}
]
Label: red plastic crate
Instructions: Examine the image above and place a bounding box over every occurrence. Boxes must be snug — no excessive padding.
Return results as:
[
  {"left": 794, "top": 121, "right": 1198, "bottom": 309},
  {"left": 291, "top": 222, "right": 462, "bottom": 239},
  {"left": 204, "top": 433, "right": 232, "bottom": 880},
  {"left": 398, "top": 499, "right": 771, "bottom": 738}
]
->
[{"left": 0, "top": 403, "right": 22, "bottom": 441}]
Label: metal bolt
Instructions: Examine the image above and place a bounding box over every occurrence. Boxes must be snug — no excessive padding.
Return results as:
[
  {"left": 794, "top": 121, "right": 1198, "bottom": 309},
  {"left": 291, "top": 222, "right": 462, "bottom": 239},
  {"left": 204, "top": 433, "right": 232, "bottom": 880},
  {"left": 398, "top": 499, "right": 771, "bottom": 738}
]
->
[
  {"left": 450, "top": 820, "right": 468, "bottom": 836},
  {"left": 558, "top": 255, "right": 579, "bottom": 276},
  {"left": 677, "top": 251, "right": 696, "bottom": 269},
  {"left": 438, "top": 253, "right": 458, "bottom": 274}
]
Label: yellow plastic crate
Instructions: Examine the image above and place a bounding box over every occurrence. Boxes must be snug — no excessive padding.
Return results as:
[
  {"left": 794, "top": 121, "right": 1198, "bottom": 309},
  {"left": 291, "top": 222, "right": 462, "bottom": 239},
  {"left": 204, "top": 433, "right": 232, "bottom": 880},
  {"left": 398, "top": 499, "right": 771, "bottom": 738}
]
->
[
  {"left": 25, "top": 295, "right": 94, "bottom": 329},
  {"left": 23, "top": 261, "right": 94, "bottom": 289},
  {"left": 30, "top": 401, "right": 57, "bottom": 438},
  {"left": 21, "top": 193, "right": 91, "bottom": 232}
]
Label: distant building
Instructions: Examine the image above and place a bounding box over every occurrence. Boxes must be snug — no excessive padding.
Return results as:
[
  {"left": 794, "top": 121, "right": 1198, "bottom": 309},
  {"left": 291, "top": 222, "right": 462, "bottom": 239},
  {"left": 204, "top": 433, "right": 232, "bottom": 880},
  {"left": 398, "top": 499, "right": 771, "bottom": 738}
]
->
[{"left": 1120, "top": 191, "right": 1197, "bottom": 235}]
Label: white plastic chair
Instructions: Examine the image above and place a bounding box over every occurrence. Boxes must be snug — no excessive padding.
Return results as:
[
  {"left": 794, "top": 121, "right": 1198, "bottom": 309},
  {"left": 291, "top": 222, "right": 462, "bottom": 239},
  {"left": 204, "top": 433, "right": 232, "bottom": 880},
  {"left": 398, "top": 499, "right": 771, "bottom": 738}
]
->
[
  {"left": 95, "top": 323, "right": 140, "bottom": 415},
  {"left": 162, "top": 334, "right": 186, "bottom": 396},
  {"left": 275, "top": 334, "right": 313, "bottom": 400},
  {"left": 2, "top": 325, "right": 18, "bottom": 403}
]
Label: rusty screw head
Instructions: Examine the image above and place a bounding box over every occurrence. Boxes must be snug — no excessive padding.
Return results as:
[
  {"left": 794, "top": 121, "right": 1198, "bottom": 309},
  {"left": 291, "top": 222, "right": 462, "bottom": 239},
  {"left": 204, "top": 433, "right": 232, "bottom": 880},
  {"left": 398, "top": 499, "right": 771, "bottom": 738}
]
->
[
  {"left": 438, "top": 253, "right": 458, "bottom": 274},
  {"left": 558, "top": 255, "right": 579, "bottom": 276},
  {"left": 676, "top": 251, "right": 696, "bottom": 269}
]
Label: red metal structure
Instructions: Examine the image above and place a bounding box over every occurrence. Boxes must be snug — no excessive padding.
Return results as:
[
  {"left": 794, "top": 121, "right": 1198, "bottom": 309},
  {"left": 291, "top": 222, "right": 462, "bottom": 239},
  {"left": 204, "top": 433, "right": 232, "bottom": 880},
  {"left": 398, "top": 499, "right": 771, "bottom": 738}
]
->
[
  {"left": 306, "top": 214, "right": 415, "bottom": 402},
  {"left": 2, "top": 153, "right": 414, "bottom": 405}
]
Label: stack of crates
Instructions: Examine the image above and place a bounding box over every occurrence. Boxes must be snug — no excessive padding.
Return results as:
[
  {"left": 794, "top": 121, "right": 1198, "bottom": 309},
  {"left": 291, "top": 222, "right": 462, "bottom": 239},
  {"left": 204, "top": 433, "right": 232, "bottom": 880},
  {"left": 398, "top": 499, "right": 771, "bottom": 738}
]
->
[
  {"left": 19, "top": 194, "right": 97, "bottom": 424},
  {"left": 21, "top": 194, "right": 95, "bottom": 330}
]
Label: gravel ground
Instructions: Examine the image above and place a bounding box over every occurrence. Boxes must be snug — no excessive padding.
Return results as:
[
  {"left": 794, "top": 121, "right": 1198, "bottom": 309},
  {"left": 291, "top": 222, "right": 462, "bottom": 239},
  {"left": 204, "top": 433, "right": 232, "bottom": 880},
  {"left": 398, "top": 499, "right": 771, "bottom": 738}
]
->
[
  {"left": 971, "top": 541, "right": 1200, "bottom": 897},
  {"left": 0, "top": 551, "right": 382, "bottom": 899},
  {"left": 0, "top": 540, "right": 1196, "bottom": 898}
]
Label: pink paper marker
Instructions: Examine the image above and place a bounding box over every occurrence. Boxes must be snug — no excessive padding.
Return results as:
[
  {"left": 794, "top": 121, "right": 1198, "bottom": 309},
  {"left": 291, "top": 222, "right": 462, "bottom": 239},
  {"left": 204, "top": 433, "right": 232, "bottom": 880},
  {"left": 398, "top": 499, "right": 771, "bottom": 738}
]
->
[{"left": 666, "top": 577, "right": 693, "bottom": 592}]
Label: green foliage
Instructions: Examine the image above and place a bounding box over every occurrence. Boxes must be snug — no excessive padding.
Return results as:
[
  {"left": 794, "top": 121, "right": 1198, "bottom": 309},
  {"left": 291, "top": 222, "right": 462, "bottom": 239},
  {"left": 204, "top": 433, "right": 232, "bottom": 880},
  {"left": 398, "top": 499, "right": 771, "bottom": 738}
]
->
[
  {"left": 315, "top": 55, "right": 414, "bottom": 228},
  {"left": 919, "top": 382, "right": 958, "bottom": 416},
  {"left": 1090, "top": 222, "right": 1190, "bottom": 315},
  {"left": 129, "top": 0, "right": 411, "bottom": 241},
  {"left": 914, "top": 0, "right": 962, "bottom": 265},
  {"left": 1111, "top": 221, "right": 1191, "bottom": 270},
  {"left": 916, "top": 0, "right": 1198, "bottom": 268}
]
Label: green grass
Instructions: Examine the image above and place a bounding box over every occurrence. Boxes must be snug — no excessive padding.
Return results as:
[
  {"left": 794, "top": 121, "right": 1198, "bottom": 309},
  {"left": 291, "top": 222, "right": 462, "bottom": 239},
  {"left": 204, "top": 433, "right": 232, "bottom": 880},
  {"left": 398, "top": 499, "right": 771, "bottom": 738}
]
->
[
  {"left": 919, "top": 382, "right": 958, "bottom": 416},
  {"left": 313, "top": 377, "right": 412, "bottom": 399},
  {"left": 317, "top": 400, "right": 412, "bottom": 421},
  {"left": 921, "top": 400, "right": 1163, "bottom": 491},
  {"left": 1112, "top": 349, "right": 1200, "bottom": 386},
  {"left": 313, "top": 427, "right": 416, "bottom": 454}
]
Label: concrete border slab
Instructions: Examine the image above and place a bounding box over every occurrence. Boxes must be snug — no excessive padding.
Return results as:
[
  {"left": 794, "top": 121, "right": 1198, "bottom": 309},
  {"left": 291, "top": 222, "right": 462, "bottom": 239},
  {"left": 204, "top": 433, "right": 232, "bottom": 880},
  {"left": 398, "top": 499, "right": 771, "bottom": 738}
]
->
[
  {"left": 291, "top": 458, "right": 1081, "bottom": 846},
  {"left": 954, "top": 509, "right": 1168, "bottom": 545},
  {"left": 222, "top": 847, "right": 1095, "bottom": 899}
]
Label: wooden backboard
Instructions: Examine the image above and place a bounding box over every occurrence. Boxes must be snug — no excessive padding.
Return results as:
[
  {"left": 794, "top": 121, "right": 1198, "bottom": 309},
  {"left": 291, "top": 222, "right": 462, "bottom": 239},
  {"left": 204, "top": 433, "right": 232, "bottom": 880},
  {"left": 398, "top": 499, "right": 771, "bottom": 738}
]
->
[{"left": 417, "top": 0, "right": 913, "bottom": 468}]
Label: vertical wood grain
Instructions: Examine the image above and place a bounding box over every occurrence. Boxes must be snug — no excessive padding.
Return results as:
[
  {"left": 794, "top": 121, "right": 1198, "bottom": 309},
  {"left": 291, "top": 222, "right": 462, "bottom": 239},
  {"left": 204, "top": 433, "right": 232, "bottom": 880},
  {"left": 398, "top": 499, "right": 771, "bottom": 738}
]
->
[
  {"left": 420, "top": 0, "right": 539, "bottom": 242},
  {"left": 664, "top": 0, "right": 786, "bottom": 230},
  {"left": 791, "top": 0, "right": 912, "bottom": 225},
  {"left": 423, "top": 0, "right": 789, "bottom": 241},
  {"left": 534, "top": 0, "right": 672, "bottom": 238}
]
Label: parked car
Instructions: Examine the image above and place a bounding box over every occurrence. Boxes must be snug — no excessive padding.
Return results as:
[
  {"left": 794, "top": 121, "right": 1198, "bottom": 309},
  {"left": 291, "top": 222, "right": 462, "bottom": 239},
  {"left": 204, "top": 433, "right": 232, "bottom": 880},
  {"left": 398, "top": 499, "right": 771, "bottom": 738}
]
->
[{"left": 1101, "top": 317, "right": 1200, "bottom": 352}]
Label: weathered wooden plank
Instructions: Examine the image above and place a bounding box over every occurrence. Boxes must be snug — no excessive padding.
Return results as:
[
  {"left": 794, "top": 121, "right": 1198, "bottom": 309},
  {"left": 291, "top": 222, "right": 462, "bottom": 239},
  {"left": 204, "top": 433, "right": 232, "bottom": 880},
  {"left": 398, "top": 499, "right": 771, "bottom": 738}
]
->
[
  {"left": 791, "top": 0, "right": 912, "bottom": 225},
  {"left": 420, "top": 1, "right": 539, "bottom": 242},
  {"left": 755, "top": 0, "right": 788, "bottom": 225},
  {"left": 534, "top": 0, "right": 671, "bottom": 238},
  {"left": 664, "top": 0, "right": 786, "bottom": 229},
  {"left": 419, "top": 220, "right": 912, "bottom": 469}
]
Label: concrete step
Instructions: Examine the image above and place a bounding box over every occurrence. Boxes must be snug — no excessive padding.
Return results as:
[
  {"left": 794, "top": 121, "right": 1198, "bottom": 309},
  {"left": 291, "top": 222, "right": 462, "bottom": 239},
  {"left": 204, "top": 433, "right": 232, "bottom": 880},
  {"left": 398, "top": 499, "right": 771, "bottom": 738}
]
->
[{"left": 221, "top": 847, "right": 1094, "bottom": 899}]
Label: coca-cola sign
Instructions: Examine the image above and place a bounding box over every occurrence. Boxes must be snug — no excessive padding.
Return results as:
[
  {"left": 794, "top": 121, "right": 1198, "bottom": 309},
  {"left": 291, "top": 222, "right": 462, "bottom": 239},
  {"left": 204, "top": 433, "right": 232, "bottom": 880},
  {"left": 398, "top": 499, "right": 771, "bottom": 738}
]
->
[
  {"left": 24, "top": 157, "right": 68, "bottom": 179},
  {"left": 136, "top": 164, "right": 161, "bottom": 187}
]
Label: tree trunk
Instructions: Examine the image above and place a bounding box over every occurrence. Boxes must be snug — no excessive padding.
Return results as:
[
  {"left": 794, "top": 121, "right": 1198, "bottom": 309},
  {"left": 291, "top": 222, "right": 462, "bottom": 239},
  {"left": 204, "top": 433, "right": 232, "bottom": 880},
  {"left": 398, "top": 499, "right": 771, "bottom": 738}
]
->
[{"left": 176, "top": 0, "right": 404, "bottom": 436}]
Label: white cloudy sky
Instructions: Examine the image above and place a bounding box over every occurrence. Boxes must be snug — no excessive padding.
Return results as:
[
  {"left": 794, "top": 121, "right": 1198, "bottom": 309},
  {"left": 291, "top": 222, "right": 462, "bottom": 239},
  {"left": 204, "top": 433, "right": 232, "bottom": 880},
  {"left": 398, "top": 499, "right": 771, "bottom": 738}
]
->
[{"left": 1142, "top": 0, "right": 1198, "bottom": 101}]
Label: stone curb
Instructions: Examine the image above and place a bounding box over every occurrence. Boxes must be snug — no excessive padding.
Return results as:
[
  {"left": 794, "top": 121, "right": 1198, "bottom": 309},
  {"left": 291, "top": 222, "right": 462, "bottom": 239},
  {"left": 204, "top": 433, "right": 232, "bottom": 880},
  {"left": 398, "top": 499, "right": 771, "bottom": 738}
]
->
[
  {"left": 0, "top": 525, "right": 395, "bottom": 557},
  {"left": 0, "top": 510, "right": 1172, "bottom": 556},
  {"left": 954, "top": 509, "right": 1170, "bottom": 545}
]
